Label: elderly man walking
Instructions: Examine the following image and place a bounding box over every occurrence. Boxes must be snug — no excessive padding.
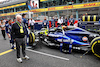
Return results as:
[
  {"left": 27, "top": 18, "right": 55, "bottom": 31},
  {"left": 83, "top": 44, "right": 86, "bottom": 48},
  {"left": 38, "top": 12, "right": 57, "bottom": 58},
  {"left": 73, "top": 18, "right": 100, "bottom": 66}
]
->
[{"left": 11, "top": 15, "right": 29, "bottom": 63}]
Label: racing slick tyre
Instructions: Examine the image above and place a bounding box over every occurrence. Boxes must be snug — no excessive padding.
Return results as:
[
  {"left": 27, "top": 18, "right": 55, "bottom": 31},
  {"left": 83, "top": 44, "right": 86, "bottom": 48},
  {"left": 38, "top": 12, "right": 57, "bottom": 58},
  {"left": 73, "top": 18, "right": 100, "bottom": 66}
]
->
[
  {"left": 90, "top": 37, "right": 100, "bottom": 58},
  {"left": 29, "top": 32, "right": 35, "bottom": 46}
]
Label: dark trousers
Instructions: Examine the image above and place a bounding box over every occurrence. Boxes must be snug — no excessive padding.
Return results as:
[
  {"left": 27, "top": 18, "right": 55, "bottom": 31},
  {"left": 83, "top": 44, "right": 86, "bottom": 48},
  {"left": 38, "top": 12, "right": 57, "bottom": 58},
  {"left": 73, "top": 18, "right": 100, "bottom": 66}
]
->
[
  {"left": 15, "top": 38, "right": 26, "bottom": 58},
  {"left": 30, "top": 25, "right": 34, "bottom": 32},
  {"left": 10, "top": 36, "right": 14, "bottom": 44},
  {"left": 1, "top": 30, "right": 6, "bottom": 39}
]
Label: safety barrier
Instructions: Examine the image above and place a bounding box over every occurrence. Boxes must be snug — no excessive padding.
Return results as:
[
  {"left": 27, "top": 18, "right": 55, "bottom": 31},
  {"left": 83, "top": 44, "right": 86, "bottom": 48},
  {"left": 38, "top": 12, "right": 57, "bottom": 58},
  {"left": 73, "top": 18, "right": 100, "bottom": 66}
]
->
[{"left": 34, "top": 20, "right": 78, "bottom": 30}]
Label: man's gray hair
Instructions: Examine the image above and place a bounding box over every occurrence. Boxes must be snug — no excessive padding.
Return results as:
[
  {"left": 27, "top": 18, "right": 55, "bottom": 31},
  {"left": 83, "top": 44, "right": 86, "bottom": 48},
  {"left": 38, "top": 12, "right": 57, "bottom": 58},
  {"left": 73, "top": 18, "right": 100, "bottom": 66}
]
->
[{"left": 16, "top": 14, "right": 22, "bottom": 19}]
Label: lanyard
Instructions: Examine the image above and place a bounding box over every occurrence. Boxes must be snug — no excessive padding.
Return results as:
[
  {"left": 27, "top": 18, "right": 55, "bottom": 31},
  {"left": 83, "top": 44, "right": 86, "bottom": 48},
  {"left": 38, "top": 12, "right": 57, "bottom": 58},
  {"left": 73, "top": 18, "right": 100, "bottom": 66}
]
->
[
  {"left": 16, "top": 22, "right": 24, "bottom": 33},
  {"left": 16, "top": 22, "right": 23, "bottom": 29}
]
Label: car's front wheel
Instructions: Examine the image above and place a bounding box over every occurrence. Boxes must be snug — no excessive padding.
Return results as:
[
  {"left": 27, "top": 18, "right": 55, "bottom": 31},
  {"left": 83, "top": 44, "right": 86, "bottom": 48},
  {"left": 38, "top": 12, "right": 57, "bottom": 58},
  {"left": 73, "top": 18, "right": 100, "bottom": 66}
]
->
[{"left": 90, "top": 37, "right": 100, "bottom": 58}]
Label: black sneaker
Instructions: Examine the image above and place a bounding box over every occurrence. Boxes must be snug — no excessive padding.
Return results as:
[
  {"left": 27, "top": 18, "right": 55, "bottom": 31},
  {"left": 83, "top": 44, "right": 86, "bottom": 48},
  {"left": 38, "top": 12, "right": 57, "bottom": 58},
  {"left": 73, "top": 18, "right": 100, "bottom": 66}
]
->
[{"left": 4, "top": 38, "right": 6, "bottom": 40}]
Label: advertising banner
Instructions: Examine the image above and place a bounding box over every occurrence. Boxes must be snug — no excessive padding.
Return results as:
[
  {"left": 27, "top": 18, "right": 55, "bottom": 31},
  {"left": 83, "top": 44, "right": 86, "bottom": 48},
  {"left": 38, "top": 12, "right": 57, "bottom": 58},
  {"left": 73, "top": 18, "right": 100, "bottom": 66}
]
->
[
  {"left": 30, "top": 2, "right": 100, "bottom": 13},
  {"left": 28, "top": 0, "right": 39, "bottom": 10},
  {"left": 0, "top": 11, "right": 28, "bottom": 16},
  {"left": 40, "top": 0, "right": 48, "bottom": 2},
  {"left": 0, "top": 3, "right": 26, "bottom": 10}
]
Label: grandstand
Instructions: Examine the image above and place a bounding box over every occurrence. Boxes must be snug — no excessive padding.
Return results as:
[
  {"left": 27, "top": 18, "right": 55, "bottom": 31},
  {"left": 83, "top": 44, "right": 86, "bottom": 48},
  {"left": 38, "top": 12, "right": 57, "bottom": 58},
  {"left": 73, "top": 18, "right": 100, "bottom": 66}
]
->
[
  {"left": 0, "top": 0, "right": 27, "bottom": 7},
  {"left": 0, "top": 0, "right": 99, "bottom": 20}
]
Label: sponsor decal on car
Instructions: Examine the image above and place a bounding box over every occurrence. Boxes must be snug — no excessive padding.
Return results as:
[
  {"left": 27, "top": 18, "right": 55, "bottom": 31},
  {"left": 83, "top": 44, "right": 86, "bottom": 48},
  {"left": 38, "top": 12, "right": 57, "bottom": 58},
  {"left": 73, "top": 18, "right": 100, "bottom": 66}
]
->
[
  {"left": 57, "top": 39, "right": 74, "bottom": 43},
  {"left": 48, "top": 34, "right": 62, "bottom": 37},
  {"left": 57, "top": 39, "right": 62, "bottom": 42}
]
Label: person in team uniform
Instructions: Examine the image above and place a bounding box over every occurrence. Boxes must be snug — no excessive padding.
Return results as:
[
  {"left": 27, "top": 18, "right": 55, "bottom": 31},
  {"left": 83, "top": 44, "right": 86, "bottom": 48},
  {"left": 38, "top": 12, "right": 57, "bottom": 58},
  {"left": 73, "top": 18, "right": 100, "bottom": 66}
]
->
[
  {"left": 51, "top": 17, "right": 56, "bottom": 27},
  {"left": 42, "top": 17, "right": 49, "bottom": 28},
  {"left": 22, "top": 14, "right": 29, "bottom": 45},
  {"left": 29, "top": 18, "right": 35, "bottom": 32},
  {"left": 58, "top": 17, "right": 63, "bottom": 27},
  {"left": 69, "top": 15, "right": 75, "bottom": 26},
  {"left": 64, "top": 17, "right": 68, "bottom": 26},
  {"left": 6, "top": 19, "right": 15, "bottom": 49}
]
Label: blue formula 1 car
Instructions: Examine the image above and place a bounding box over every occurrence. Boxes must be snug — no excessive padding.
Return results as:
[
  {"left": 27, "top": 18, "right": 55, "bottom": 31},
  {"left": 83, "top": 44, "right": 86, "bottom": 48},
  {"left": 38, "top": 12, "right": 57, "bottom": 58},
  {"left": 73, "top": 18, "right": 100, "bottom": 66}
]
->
[{"left": 38, "top": 26, "right": 100, "bottom": 58}]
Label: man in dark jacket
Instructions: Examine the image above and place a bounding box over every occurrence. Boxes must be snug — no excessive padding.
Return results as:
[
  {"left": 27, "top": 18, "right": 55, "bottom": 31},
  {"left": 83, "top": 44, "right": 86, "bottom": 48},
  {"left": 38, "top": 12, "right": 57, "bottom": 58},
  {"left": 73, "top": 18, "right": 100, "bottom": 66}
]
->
[{"left": 11, "top": 15, "right": 29, "bottom": 63}]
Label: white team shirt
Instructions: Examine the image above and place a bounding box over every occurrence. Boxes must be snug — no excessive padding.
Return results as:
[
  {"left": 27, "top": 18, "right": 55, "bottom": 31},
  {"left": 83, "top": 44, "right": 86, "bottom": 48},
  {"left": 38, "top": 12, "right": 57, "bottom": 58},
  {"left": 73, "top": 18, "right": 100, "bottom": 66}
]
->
[
  {"left": 29, "top": 20, "right": 35, "bottom": 25},
  {"left": 58, "top": 19, "right": 63, "bottom": 24}
]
